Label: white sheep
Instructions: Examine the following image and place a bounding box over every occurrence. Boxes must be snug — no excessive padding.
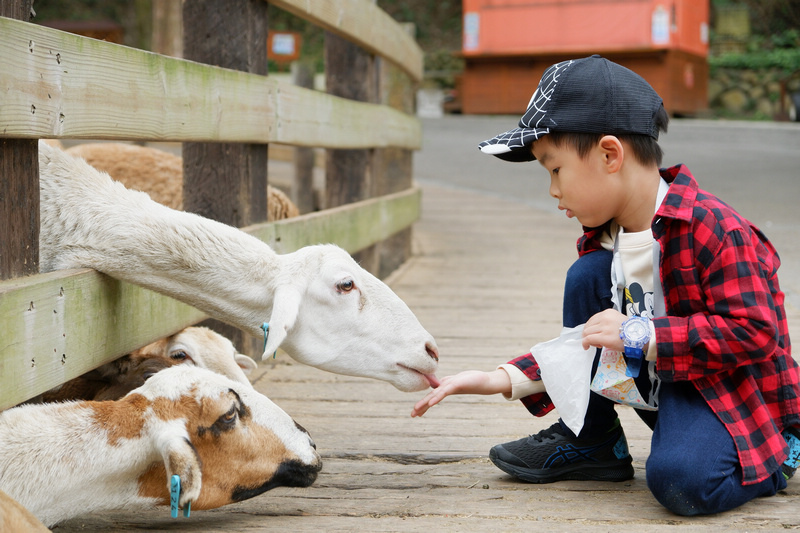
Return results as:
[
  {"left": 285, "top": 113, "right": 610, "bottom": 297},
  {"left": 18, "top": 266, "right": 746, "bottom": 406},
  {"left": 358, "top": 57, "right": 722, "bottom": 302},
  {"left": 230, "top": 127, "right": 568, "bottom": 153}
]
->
[
  {"left": 40, "top": 326, "right": 258, "bottom": 402},
  {"left": 0, "top": 365, "right": 322, "bottom": 528},
  {"left": 37, "top": 141, "right": 440, "bottom": 392},
  {"left": 64, "top": 142, "right": 300, "bottom": 220}
]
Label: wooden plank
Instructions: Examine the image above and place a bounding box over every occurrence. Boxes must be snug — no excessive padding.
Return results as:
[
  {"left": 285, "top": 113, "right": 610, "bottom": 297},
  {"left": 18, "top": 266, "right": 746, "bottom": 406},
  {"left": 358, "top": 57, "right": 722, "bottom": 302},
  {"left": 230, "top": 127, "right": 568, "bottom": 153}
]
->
[
  {"left": 0, "top": 187, "right": 420, "bottom": 408},
  {"left": 246, "top": 186, "right": 421, "bottom": 255},
  {"left": 0, "top": 269, "right": 205, "bottom": 410},
  {"left": 0, "top": 17, "right": 420, "bottom": 149},
  {"left": 269, "top": 0, "right": 423, "bottom": 81}
]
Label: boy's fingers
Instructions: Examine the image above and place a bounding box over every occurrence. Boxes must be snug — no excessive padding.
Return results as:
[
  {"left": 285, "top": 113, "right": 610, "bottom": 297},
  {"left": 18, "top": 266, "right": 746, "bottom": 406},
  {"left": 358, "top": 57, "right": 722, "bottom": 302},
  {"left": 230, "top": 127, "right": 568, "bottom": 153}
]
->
[
  {"left": 411, "top": 401, "right": 432, "bottom": 417},
  {"left": 411, "top": 388, "right": 450, "bottom": 417}
]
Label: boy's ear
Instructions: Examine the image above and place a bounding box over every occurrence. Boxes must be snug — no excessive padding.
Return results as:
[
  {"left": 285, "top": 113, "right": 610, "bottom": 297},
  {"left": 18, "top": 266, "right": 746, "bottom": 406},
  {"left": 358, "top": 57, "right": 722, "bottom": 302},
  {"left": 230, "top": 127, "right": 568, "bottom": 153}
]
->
[{"left": 598, "top": 135, "right": 624, "bottom": 173}]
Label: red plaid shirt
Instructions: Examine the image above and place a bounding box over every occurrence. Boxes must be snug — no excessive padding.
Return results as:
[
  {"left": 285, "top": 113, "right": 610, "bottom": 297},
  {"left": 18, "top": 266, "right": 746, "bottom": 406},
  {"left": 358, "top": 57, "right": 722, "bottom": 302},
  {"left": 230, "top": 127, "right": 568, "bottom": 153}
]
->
[{"left": 510, "top": 164, "right": 800, "bottom": 485}]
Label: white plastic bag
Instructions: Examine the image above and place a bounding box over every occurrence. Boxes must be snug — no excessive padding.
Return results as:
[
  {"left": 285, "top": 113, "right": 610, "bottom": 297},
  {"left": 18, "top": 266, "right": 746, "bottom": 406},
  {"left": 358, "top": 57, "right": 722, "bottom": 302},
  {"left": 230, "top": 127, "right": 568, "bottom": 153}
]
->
[{"left": 532, "top": 325, "right": 596, "bottom": 435}]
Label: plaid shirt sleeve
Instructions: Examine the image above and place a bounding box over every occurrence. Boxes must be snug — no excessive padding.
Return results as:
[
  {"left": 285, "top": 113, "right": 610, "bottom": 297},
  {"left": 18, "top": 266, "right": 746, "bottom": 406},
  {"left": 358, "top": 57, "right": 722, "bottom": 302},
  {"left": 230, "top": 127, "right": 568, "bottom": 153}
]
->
[{"left": 506, "top": 353, "right": 555, "bottom": 417}]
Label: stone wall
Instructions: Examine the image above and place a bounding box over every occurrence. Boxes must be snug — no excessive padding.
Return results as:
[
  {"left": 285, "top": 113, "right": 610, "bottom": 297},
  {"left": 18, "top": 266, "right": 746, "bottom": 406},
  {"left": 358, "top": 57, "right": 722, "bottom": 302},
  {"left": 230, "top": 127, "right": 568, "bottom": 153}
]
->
[{"left": 709, "top": 67, "right": 800, "bottom": 119}]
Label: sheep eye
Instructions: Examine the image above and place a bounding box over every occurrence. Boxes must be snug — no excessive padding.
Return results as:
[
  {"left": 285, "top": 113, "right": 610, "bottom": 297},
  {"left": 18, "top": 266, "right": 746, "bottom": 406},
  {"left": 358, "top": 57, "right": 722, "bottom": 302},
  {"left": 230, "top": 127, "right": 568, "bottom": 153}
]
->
[
  {"left": 220, "top": 406, "right": 237, "bottom": 426},
  {"left": 170, "top": 350, "right": 189, "bottom": 361},
  {"left": 336, "top": 279, "right": 355, "bottom": 293}
]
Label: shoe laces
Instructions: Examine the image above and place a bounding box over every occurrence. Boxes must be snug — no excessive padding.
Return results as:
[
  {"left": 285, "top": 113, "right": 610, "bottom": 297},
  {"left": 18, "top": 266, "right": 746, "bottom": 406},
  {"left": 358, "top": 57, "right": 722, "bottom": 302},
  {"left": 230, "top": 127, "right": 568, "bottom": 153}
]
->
[{"left": 529, "top": 423, "right": 566, "bottom": 443}]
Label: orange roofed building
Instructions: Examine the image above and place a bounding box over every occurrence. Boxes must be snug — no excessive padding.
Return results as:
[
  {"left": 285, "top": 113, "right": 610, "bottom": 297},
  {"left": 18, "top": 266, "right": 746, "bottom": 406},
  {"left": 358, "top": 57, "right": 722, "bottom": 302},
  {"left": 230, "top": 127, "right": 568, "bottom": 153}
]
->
[{"left": 460, "top": 0, "right": 709, "bottom": 115}]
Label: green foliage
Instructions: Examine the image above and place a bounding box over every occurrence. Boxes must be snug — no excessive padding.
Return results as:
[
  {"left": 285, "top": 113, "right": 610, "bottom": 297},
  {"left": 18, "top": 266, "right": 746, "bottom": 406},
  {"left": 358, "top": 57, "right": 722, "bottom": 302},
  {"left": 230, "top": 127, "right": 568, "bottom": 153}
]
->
[
  {"left": 33, "top": 0, "right": 132, "bottom": 22},
  {"left": 379, "top": 0, "right": 462, "bottom": 51},
  {"left": 710, "top": 48, "right": 800, "bottom": 72},
  {"left": 710, "top": 30, "right": 800, "bottom": 73},
  {"left": 710, "top": 0, "right": 800, "bottom": 35}
]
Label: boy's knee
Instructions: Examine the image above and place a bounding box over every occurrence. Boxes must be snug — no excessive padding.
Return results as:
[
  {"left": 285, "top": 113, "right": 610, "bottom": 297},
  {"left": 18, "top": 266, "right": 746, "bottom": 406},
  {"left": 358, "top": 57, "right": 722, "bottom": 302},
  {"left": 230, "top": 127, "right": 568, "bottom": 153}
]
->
[
  {"left": 646, "top": 455, "right": 738, "bottom": 516},
  {"left": 646, "top": 462, "right": 711, "bottom": 516},
  {"left": 564, "top": 250, "right": 613, "bottom": 310}
]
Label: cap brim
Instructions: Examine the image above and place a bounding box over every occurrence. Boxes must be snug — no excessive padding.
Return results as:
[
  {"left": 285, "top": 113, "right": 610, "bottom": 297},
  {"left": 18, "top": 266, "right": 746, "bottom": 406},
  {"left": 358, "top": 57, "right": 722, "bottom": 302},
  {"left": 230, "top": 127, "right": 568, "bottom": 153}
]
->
[{"left": 478, "top": 126, "right": 547, "bottom": 162}]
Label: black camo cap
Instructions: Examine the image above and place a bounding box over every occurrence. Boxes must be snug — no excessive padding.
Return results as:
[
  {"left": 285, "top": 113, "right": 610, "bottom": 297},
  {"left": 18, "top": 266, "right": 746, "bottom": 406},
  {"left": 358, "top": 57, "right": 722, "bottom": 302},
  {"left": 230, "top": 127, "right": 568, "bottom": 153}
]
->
[{"left": 478, "top": 55, "right": 664, "bottom": 162}]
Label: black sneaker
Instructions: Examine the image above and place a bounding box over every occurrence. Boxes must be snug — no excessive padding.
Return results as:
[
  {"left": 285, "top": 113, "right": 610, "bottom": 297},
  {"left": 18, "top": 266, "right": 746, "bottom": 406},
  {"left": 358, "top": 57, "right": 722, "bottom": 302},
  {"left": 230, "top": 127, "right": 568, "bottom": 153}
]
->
[
  {"left": 781, "top": 426, "right": 800, "bottom": 480},
  {"left": 489, "top": 419, "right": 634, "bottom": 483}
]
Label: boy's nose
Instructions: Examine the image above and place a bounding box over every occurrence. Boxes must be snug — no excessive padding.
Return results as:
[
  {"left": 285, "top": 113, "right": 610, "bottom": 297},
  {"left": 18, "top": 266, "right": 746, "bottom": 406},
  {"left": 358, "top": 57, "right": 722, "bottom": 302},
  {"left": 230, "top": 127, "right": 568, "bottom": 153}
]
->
[{"left": 549, "top": 178, "right": 560, "bottom": 199}]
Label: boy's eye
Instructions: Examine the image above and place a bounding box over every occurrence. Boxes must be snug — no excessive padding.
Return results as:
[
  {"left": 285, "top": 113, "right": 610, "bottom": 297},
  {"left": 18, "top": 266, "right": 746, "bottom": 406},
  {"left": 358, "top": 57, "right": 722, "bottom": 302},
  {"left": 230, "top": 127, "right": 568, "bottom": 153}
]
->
[{"left": 552, "top": 168, "right": 560, "bottom": 175}]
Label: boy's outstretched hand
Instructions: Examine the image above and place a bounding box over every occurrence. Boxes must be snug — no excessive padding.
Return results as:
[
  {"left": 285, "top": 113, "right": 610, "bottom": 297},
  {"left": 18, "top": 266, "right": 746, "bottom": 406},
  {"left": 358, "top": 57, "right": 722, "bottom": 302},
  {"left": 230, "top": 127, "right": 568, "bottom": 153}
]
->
[{"left": 411, "top": 369, "right": 512, "bottom": 417}]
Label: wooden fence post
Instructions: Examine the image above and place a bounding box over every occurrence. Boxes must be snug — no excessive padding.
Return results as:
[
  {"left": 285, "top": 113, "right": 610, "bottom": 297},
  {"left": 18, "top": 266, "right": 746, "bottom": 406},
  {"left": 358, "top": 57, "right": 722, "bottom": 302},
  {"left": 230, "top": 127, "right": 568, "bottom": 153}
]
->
[
  {"left": 151, "top": 0, "right": 183, "bottom": 58},
  {"left": 291, "top": 61, "right": 316, "bottom": 214},
  {"left": 373, "top": 23, "right": 417, "bottom": 279},
  {"left": 324, "top": 31, "right": 378, "bottom": 273},
  {"left": 182, "top": 0, "right": 268, "bottom": 357},
  {"left": 0, "top": 0, "right": 38, "bottom": 281}
]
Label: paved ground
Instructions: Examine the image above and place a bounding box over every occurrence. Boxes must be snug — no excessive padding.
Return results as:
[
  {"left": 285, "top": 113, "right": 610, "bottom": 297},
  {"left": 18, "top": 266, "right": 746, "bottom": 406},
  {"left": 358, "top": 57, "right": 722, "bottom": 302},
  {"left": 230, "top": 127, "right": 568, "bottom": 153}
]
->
[{"left": 55, "top": 117, "right": 800, "bottom": 531}]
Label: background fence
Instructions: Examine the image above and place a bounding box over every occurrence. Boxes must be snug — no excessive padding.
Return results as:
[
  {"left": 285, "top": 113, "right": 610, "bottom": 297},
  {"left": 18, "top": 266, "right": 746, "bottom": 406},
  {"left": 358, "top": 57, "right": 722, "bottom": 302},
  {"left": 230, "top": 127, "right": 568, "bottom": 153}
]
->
[{"left": 0, "top": 0, "right": 423, "bottom": 410}]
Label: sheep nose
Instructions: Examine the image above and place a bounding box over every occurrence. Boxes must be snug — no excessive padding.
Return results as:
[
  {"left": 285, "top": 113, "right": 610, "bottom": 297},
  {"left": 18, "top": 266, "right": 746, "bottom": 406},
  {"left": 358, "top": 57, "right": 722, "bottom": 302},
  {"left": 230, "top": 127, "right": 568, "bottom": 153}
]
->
[{"left": 425, "top": 342, "right": 439, "bottom": 362}]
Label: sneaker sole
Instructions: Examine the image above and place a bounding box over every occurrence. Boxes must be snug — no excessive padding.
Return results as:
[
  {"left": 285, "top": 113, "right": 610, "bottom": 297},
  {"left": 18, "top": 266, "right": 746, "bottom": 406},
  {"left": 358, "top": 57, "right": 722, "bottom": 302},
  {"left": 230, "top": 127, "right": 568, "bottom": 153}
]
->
[{"left": 489, "top": 449, "right": 634, "bottom": 484}]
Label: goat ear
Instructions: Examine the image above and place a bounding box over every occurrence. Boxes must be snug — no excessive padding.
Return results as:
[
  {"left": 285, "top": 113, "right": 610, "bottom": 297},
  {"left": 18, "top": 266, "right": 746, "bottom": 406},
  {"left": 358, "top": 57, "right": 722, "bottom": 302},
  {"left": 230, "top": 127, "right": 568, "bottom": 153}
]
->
[
  {"left": 163, "top": 437, "right": 202, "bottom": 508},
  {"left": 235, "top": 353, "right": 258, "bottom": 375},
  {"left": 262, "top": 287, "right": 301, "bottom": 360}
]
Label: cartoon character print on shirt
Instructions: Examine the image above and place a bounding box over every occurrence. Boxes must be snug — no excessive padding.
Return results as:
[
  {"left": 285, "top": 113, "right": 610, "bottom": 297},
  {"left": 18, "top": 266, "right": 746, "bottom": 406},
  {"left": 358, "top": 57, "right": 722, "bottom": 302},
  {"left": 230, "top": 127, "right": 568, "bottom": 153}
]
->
[{"left": 625, "top": 282, "right": 654, "bottom": 319}]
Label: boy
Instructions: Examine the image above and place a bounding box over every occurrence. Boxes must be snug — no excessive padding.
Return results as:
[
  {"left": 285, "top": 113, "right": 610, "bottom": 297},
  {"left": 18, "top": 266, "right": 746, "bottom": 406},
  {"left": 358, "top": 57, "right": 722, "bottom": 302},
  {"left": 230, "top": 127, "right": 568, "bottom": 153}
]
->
[{"left": 412, "top": 55, "right": 800, "bottom": 515}]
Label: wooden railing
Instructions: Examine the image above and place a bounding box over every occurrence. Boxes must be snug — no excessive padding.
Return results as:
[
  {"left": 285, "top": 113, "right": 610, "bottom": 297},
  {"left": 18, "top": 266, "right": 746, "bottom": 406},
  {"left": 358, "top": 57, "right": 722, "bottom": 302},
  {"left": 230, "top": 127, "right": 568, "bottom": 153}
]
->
[{"left": 0, "top": 0, "right": 422, "bottom": 410}]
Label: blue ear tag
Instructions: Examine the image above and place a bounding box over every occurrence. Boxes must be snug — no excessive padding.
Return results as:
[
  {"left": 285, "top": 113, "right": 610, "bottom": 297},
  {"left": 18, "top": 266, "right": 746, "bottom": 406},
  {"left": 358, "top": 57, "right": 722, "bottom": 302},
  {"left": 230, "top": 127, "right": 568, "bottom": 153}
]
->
[
  {"left": 262, "top": 322, "right": 277, "bottom": 359},
  {"left": 170, "top": 475, "right": 191, "bottom": 518}
]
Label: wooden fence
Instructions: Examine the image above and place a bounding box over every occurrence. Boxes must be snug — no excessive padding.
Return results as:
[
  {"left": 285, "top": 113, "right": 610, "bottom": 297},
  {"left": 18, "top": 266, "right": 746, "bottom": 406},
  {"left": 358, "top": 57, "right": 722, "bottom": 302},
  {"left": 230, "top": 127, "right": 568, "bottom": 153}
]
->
[{"left": 0, "top": 0, "right": 423, "bottom": 410}]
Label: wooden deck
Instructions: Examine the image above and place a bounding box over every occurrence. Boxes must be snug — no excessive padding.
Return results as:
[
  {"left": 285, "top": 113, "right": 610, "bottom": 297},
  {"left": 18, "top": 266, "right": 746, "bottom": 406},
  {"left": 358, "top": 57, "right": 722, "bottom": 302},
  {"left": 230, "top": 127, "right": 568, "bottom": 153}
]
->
[{"left": 56, "top": 180, "right": 800, "bottom": 532}]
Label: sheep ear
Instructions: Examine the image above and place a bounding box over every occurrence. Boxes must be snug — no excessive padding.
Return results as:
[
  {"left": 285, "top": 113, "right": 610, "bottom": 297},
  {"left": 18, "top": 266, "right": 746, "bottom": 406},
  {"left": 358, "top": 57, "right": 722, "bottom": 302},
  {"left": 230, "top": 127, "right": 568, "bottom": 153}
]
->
[
  {"left": 163, "top": 437, "right": 202, "bottom": 508},
  {"left": 235, "top": 353, "right": 258, "bottom": 375},
  {"left": 262, "top": 288, "right": 301, "bottom": 360}
]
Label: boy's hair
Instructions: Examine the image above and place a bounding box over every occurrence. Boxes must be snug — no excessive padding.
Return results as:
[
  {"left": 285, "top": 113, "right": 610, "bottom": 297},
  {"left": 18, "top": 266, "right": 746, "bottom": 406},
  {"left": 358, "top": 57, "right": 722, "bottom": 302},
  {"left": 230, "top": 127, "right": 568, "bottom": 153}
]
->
[{"left": 546, "top": 105, "right": 670, "bottom": 168}]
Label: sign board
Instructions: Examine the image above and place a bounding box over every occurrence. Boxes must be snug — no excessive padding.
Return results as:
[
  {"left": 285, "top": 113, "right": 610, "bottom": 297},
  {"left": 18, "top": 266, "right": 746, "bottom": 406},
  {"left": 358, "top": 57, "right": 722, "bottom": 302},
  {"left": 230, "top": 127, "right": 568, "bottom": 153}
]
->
[{"left": 268, "top": 31, "right": 301, "bottom": 62}]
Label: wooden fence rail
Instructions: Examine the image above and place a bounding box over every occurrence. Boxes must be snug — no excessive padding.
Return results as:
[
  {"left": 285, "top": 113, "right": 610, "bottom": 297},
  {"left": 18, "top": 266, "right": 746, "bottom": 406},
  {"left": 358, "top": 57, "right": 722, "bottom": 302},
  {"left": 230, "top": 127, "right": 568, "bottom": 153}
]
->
[
  {"left": 0, "top": 17, "right": 420, "bottom": 148},
  {"left": 0, "top": 0, "right": 422, "bottom": 410}
]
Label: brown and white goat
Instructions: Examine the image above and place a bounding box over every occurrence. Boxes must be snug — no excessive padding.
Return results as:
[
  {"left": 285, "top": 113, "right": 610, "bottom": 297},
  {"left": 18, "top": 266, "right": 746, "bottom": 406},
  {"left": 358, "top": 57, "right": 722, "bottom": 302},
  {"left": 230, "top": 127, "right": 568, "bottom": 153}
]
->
[{"left": 0, "top": 365, "right": 322, "bottom": 528}]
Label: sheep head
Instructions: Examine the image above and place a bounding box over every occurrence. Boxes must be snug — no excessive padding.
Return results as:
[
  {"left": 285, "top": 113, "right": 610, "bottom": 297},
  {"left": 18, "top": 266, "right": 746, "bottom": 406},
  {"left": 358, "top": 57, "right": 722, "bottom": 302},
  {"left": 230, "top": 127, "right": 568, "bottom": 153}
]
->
[
  {"left": 265, "top": 244, "right": 440, "bottom": 392},
  {"left": 136, "top": 326, "right": 257, "bottom": 387},
  {"left": 132, "top": 366, "right": 321, "bottom": 511}
]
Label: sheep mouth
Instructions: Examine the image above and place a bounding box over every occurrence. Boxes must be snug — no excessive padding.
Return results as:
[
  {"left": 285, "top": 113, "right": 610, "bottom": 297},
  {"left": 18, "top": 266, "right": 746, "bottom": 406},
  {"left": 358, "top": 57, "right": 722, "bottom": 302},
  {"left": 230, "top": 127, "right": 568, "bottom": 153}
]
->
[
  {"left": 231, "top": 459, "right": 322, "bottom": 502},
  {"left": 397, "top": 364, "right": 441, "bottom": 389}
]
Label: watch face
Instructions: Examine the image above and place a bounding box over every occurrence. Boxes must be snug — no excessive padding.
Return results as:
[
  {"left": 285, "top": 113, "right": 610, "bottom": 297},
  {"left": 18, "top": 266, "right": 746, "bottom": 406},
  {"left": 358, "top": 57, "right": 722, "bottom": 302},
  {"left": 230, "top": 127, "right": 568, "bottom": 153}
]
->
[{"left": 624, "top": 318, "right": 649, "bottom": 343}]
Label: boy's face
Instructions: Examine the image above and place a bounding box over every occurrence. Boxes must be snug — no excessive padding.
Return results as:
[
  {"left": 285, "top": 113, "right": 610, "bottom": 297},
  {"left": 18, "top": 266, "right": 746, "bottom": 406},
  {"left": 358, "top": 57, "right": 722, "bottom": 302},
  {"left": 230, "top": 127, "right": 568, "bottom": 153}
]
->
[{"left": 531, "top": 136, "right": 621, "bottom": 228}]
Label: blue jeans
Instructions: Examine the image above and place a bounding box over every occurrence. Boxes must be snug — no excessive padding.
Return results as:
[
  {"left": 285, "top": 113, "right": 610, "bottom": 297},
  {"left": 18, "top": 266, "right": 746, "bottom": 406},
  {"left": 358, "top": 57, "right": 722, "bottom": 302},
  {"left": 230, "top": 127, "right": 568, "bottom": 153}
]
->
[{"left": 560, "top": 249, "right": 786, "bottom": 515}]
